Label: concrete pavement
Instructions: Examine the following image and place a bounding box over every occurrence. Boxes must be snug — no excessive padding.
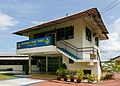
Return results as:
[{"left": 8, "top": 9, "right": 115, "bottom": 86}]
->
[{"left": 0, "top": 78, "right": 46, "bottom": 86}]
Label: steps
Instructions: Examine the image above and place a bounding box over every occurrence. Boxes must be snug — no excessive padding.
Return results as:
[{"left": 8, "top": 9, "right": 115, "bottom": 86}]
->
[{"left": 57, "top": 47, "right": 81, "bottom": 61}]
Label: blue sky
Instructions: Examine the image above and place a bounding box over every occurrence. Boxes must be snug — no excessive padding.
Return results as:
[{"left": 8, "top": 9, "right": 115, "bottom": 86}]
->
[{"left": 0, "top": 0, "right": 120, "bottom": 60}]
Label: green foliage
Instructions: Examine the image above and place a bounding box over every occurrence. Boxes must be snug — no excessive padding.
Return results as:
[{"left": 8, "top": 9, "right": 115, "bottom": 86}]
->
[
  {"left": 105, "top": 72, "right": 114, "bottom": 79},
  {"left": 102, "top": 61, "right": 119, "bottom": 73},
  {"left": 76, "top": 69, "right": 84, "bottom": 79},
  {"left": 60, "top": 63, "right": 67, "bottom": 69},
  {"left": 56, "top": 68, "right": 65, "bottom": 78},
  {"left": 116, "top": 65, "right": 120, "bottom": 71},
  {"left": 85, "top": 74, "right": 96, "bottom": 82},
  {"left": 69, "top": 70, "right": 76, "bottom": 78},
  {"left": 102, "top": 64, "right": 107, "bottom": 72}
]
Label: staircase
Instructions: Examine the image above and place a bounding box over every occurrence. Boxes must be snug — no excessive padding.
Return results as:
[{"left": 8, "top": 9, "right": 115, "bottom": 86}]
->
[
  {"left": 56, "top": 40, "right": 99, "bottom": 62},
  {"left": 57, "top": 47, "right": 81, "bottom": 61}
]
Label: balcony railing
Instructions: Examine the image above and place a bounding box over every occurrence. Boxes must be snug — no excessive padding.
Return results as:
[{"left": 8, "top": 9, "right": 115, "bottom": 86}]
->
[{"left": 56, "top": 40, "right": 99, "bottom": 60}]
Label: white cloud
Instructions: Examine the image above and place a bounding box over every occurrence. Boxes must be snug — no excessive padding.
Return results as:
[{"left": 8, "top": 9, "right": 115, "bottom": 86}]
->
[
  {"left": 100, "top": 17, "right": 120, "bottom": 60},
  {"left": 31, "top": 21, "right": 44, "bottom": 25},
  {"left": 109, "top": 18, "right": 120, "bottom": 32},
  {"left": 101, "top": 32, "right": 120, "bottom": 51},
  {"left": 0, "top": 11, "right": 18, "bottom": 31}
]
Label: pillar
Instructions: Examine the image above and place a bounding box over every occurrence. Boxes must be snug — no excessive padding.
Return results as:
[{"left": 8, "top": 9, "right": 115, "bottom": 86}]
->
[
  {"left": 46, "top": 56, "right": 48, "bottom": 73},
  {"left": 29, "top": 55, "right": 32, "bottom": 73}
]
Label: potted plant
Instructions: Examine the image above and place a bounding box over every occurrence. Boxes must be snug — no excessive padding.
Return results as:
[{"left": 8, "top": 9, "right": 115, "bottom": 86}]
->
[
  {"left": 56, "top": 68, "right": 65, "bottom": 80},
  {"left": 70, "top": 74, "right": 74, "bottom": 82},
  {"left": 70, "top": 70, "right": 76, "bottom": 82},
  {"left": 76, "top": 69, "right": 84, "bottom": 83},
  {"left": 64, "top": 75, "right": 67, "bottom": 81},
  {"left": 64, "top": 69, "right": 71, "bottom": 81}
]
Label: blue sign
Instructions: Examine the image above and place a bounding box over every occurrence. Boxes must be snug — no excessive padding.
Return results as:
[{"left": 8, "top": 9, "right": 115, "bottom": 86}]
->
[{"left": 17, "top": 36, "right": 51, "bottom": 49}]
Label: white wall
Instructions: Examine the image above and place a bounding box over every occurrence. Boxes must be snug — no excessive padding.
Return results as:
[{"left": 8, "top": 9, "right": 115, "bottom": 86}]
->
[
  {"left": 0, "top": 65, "right": 38, "bottom": 71},
  {"left": 62, "top": 55, "right": 101, "bottom": 80},
  {"left": 0, "top": 65, "right": 22, "bottom": 71}
]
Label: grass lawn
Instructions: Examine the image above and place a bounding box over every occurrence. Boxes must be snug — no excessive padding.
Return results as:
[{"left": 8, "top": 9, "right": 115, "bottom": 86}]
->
[{"left": 0, "top": 73, "right": 15, "bottom": 80}]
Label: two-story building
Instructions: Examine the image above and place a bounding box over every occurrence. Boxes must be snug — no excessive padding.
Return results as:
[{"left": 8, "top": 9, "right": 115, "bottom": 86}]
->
[{"left": 13, "top": 8, "right": 109, "bottom": 80}]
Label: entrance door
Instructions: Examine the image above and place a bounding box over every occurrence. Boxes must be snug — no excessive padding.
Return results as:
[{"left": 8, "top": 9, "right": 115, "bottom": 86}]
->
[
  {"left": 36, "top": 56, "right": 62, "bottom": 72},
  {"left": 48, "top": 57, "right": 62, "bottom": 72}
]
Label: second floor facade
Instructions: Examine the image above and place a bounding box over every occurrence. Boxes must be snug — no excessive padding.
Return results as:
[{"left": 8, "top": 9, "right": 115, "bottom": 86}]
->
[{"left": 13, "top": 8, "right": 109, "bottom": 61}]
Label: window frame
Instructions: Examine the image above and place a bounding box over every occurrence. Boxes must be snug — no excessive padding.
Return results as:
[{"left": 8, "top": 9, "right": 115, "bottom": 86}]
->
[
  {"left": 86, "top": 27, "right": 92, "bottom": 42},
  {"left": 95, "top": 37, "right": 99, "bottom": 46}
]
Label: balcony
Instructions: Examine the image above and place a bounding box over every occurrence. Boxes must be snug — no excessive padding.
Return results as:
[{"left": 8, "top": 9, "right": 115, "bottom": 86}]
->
[
  {"left": 16, "top": 36, "right": 100, "bottom": 63},
  {"left": 16, "top": 36, "right": 59, "bottom": 55}
]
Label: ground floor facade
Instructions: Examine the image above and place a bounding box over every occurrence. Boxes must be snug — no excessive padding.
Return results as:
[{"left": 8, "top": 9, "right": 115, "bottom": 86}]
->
[{"left": 27, "top": 54, "right": 101, "bottom": 80}]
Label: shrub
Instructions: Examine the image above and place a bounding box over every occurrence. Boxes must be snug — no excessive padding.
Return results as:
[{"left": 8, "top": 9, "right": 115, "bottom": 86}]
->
[
  {"left": 117, "top": 65, "right": 120, "bottom": 72},
  {"left": 105, "top": 73, "right": 114, "bottom": 79},
  {"left": 85, "top": 74, "right": 96, "bottom": 83},
  {"left": 60, "top": 63, "right": 67, "bottom": 69},
  {"left": 76, "top": 69, "right": 84, "bottom": 79},
  {"left": 56, "top": 68, "right": 65, "bottom": 78}
]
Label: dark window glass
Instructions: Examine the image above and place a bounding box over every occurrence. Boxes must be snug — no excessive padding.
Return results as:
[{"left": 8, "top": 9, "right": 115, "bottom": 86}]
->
[
  {"left": 69, "top": 26, "right": 74, "bottom": 39},
  {"left": 65, "top": 27, "right": 69, "bottom": 39},
  {"left": 86, "top": 27, "right": 92, "bottom": 42},
  {"left": 83, "top": 70, "right": 91, "bottom": 75},
  {"left": 95, "top": 37, "right": 99, "bottom": 46},
  {"left": 56, "top": 26, "right": 74, "bottom": 41},
  {"left": 69, "top": 58, "right": 74, "bottom": 64},
  {"left": 34, "top": 32, "right": 45, "bottom": 39}
]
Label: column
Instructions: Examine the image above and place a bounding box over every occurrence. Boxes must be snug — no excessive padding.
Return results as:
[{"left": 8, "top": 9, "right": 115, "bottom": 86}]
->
[
  {"left": 29, "top": 55, "right": 32, "bottom": 73},
  {"left": 46, "top": 56, "right": 48, "bottom": 73}
]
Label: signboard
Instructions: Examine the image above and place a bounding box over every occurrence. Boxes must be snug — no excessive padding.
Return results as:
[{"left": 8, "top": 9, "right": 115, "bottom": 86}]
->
[{"left": 17, "top": 36, "right": 51, "bottom": 49}]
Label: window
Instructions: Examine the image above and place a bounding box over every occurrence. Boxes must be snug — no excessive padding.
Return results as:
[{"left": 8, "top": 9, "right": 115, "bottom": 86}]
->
[
  {"left": 83, "top": 70, "right": 91, "bottom": 75},
  {"left": 69, "top": 58, "right": 74, "bottom": 63},
  {"left": 68, "top": 26, "right": 74, "bottom": 39},
  {"left": 86, "top": 27, "right": 92, "bottom": 42},
  {"left": 56, "top": 26, "right": 74, "bottom": 41},
  {"left": 34, "top": 32, "right": 45, "bottom": 39},
  {"left": 95, "top": 37, "right": 99, "bottom": 46}
]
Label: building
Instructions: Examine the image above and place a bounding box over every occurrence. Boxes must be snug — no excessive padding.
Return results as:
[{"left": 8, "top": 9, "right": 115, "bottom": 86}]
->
[
  {"left": 0, "top": 54, "right": 38, "bottom": 73},
  {"left": 111, "top": 55, "right": 120, "bottom": 65},
  {"left": 13, "top": 8, "right": 109, "bottom": 80}
]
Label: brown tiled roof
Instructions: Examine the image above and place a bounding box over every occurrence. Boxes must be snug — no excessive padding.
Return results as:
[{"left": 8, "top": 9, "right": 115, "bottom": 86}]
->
[{"left": 13, "top": 8, "right": 109, "bottom": 36}]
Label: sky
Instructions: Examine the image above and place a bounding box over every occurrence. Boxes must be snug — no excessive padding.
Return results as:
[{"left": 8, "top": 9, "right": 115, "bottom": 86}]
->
[{"left": 0, "top": 0, "right": 120, "bottom": 61}]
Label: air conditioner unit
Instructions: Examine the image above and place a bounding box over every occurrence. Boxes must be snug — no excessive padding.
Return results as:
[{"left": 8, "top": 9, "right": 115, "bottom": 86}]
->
[{"left": 89, "top": 60, "right": 94, "bottom": 66}]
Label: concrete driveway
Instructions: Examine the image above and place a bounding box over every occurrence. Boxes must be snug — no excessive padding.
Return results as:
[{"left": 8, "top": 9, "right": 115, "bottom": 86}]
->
[{"left": 0, "top": 78, "right": 45, "bottom": 86}]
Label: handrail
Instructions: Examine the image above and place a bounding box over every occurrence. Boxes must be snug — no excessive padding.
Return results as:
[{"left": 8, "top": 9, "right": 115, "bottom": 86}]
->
[
  {"left": 58, "top": 41, "right": 77, "bottom": 51},
  {"left": 56, "top": 40, "right": 99, "bottom": 60},
  {"left": 61, "top": 40, "right": 78, "bottom": 49},
  {"left": 61, "top": 40, "right": 98, "bottom": 50}
]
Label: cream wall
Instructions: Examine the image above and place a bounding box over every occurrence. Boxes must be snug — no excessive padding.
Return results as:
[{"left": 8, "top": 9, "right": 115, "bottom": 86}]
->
[
  {"left": 28, "top": 17, "right": 100, "bottom": 59},
  {"left": 62, "top": 55, "right": 101, "bottom": 80},
  {"left": 28, "top": 18, "right": 84, "bottom": 59}
]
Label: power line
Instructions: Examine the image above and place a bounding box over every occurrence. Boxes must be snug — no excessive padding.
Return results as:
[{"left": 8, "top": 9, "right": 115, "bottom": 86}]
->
[
  {"left": 101, "top": 0, "right": 120, "bottom": 14},
  {"left": 101, "top": 0, "right": 119, "bottom": 12}
]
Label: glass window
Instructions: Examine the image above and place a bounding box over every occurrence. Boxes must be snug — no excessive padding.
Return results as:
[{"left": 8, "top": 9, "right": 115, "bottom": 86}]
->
[
  {"left": 86, "top": 27, "right": 92, "bottom": 42},
  {"left": 68, "top": 26, "right": 74, "bottom": 39},
  {"left": 56, "top": 26, "right": 74, "bottom": 41},
  {"left": 34, "top": 32, "right": 45, "bottom": 39},
  {"left": 95, "top": 37, "right": 99, "bottom": 46}
]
